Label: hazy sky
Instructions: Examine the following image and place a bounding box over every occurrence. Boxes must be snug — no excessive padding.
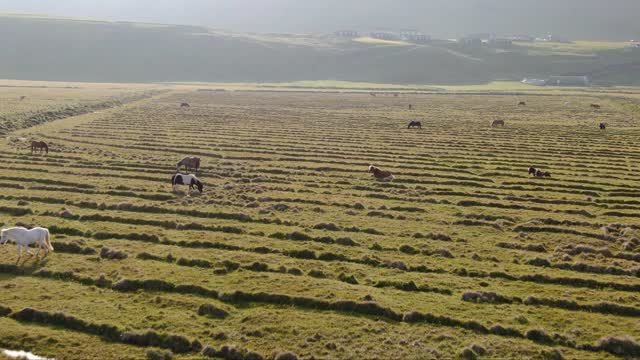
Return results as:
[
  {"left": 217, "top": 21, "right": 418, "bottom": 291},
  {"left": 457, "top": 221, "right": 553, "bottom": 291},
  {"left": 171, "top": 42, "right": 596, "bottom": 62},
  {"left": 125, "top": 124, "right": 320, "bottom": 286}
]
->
[{"left": 0, "top": 0, "right": 639, "bottom": 39}]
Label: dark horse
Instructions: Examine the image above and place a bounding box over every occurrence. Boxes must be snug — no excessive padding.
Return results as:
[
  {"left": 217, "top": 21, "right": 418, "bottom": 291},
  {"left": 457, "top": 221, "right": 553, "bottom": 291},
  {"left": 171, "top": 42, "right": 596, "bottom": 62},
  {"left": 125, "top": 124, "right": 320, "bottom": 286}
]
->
[
  {"left": 518, "top": 101, "right": 526, "bottom": 106},
  {"left": 599, "top": 123, "right": 606, "bottom": 130},
  {"left": 180, "top": 103, "right": 190, "bottom": 108},
  {"left": 491, "top": 119, "right": 505, "bottom": 128},
  {"left": 31, "top": 141, "right": 48, "bottom": 155},
  {"left": 171, "top": 173, "right": 203, "bottom": 194},
  {"left": 369, "top": 165, "right": 394, "bottom": 180},
  {"left": 407, "top": 121, "right": 422, "bottom": 129},
  {"left": 529, "top": 167, "right": 551, "bottom": 177},
  {"left": 590, "top": 103, "right": 601, "bottom": 110}
]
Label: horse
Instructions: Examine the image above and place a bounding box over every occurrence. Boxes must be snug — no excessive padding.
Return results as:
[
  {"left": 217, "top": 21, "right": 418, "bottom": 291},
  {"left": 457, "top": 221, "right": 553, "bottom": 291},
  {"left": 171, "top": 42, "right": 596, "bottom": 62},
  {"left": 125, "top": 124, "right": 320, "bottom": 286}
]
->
[
  {"left": 176, "top": 156, "right": 200, "bottom": 172},
  {"left": 407, "top": 121, "right": 422, "bottom": 129},
  {"left": 1, "top": 227, "right": 53, "bottom": 262},
  {"left": 180, "top": 103, "right": 190, "bottom": 108},
  {"left": 590, "top": 103, "right": 601, "bottom": 110},
  {"left": 529, "top": 167, "right": 551, "bottom": 177},
  {"left": 368, "top": 165, "right": 394, "bottom": 180},
  {"left": 172, "top": 173, "right": 203, "bottom": 194},
  {"left": 19, "top": 96, "right": 26, "bottom": 101},
  {"left": 409, "top": 104, "right": 413, "bottom": 110},
  {"left": 599, "top": 123, "right": 606, "bottom": 130},
  {"left": 31, "top": 141, "right": 48, "bottom": 154},
  {"left": 518, "top": 101, "right": 526, "bottom": 106},
  {"left": 491, "top": 119, "right": 505, "bottom": 128}
]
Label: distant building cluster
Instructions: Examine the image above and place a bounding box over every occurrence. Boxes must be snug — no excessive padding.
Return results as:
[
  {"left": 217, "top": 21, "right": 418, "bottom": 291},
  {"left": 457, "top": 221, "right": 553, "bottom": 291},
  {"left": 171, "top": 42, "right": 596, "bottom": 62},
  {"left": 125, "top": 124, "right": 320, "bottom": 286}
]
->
[
  {"left": 457, "top": 33, "right": 513, "bottom": 46},
  {"left": 335, "top": 30, "right": 359, "bottom": 38},
  {"left": 456, "top": 33, "right": 573, "bottom": 46}
]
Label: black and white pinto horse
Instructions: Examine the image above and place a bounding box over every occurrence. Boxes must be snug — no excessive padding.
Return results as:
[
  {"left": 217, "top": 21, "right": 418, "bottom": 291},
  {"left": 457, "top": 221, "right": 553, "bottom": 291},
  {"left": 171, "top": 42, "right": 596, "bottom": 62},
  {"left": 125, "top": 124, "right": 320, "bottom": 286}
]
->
[
  {"left": 172, "top": 173, "right": 203, "bottom": 194},
  {"left": 407, "top": 121, "right": 422, "bottom": 129}
]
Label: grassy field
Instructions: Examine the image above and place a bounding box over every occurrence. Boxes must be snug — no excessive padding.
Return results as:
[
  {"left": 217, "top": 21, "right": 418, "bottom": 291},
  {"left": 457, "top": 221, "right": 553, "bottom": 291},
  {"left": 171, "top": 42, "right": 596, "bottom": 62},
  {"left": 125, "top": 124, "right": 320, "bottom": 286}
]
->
[{"left": 1, "top": 83, "right": 640, "bottom": 359}]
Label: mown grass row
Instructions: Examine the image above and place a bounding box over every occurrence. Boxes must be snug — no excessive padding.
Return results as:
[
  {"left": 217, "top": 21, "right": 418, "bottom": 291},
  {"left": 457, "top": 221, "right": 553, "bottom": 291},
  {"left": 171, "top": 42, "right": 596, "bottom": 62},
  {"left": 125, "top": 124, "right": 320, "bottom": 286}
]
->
[
  {"left": 1, "top": 263, "right": 636, "bottom": 357},
  {"left": 41, "top": 224, "right": 640, "bottom": 294}
]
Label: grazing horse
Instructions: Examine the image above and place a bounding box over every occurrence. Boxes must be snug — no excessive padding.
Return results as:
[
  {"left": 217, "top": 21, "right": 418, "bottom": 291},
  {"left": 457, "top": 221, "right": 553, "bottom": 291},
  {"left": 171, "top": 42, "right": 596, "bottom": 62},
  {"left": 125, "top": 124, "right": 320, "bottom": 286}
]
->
[
  {"left": 590, "top": 103, "right": 601, "bottom": 110},
  {"left": 491, "top": 119, "right": 505, "bottom": 128},
  {"left": 599, "top": 123, "right": 606, "bottom": 130},
  {"left": 31, "top": 141, "right": 48, "bottom": 154},
  {"left": 180, "top": 102, "right": 190, "bottom": 108},
  {"left": 518, "top": 101, "right": 526, "bottom": 106},
  {"left": 407, "top": 121, "right": 422, "bottom": 129},
  {"left": 1, "top": 227, "right": 53, "bottom": 262},
  {"left": 370, "top": 92, "right": 376, "bottom": 97},
  {"left": 176, "top": 156, "right": 200, "bottom": 173},
  {"left": 19, "top": 96, "right": 26, "bottom": 101},
  {"left": 409, "top": 104, "right": 412, "bottom": 110},
  {"left": 172, "top": 173, "right": 203, "bottom": 194},
  {"left": 368, "top": 165, "right": 394, "bottom": 180},
  {"left": 529, "top": 167, "right": 551, "bottom": 177}
]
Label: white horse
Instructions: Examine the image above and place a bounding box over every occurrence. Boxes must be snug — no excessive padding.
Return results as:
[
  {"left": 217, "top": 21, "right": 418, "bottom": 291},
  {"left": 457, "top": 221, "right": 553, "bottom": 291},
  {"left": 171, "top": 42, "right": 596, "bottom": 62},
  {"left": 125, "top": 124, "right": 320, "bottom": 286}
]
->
[{"left": 0, "top": 227, "right": 54, "bottom": 261}]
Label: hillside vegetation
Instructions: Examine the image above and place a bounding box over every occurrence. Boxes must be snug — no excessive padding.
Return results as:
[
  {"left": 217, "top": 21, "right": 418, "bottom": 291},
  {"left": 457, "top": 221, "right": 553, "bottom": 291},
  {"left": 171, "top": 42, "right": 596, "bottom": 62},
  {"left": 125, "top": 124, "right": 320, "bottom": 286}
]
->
[{"left": 1, "top": 15, "right": 640, "bottom": 85}]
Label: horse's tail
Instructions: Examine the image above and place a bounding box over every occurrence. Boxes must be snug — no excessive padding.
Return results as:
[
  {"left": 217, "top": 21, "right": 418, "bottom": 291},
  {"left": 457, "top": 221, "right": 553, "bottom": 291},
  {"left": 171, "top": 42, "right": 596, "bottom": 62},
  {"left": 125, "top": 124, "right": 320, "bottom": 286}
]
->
[
  {"left": 44, "top": 143, "right": 48, "bottom": 154},
  {"left": 44, "top": 229, "right": 54, "bottom": 251}
]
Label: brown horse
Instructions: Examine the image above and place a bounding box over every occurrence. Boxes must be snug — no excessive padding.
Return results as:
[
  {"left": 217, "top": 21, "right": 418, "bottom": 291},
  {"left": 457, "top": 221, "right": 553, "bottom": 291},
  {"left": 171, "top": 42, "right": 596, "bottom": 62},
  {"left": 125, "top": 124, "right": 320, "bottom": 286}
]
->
[
  {"left": 491, "top": 119, "right": 505, "bottom": 128},
  {"left": 407, "top": 121, "right": 422, "bottom": 129},
  {"left": 177, "top": 156, "right": 200, "bottom": 172},
  {"left": 180, "top": 103, "right": 190, "bottom": 108},
  {"left": 369, "top": 165, "right": 394, "bottom": 180},
  {"left": 31, "top": 141, "right": 48, "bottom": 155},
  {"left": 599, "top": 123, "right": 606, "bottom": 130},
  {"left": 590, "top": 103, "right": 601, "bottom": 110},
  {"left": 518, "top": 101, "right": 526, "bottom": 106}
]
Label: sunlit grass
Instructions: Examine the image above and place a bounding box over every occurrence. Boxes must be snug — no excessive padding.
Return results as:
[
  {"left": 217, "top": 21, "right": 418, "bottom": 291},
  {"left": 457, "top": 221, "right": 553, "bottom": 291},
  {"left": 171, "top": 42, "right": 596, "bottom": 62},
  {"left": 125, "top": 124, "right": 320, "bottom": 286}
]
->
[{"left": 353, "top": 37, "right": 411, "bottom": 46}]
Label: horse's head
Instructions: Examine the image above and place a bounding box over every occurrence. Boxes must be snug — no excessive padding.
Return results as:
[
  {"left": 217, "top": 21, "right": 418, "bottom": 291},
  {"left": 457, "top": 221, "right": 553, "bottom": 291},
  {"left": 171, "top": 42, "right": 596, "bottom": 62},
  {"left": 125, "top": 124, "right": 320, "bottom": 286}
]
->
[
  {"left": 528, "top": 167, "right": 536, "bottom": 175},
  {"left": 195, "top": 180, "right": 203, "bottom": 193},
  {"left": 368, "top": 165, "right": 375, "bottom": 173}
]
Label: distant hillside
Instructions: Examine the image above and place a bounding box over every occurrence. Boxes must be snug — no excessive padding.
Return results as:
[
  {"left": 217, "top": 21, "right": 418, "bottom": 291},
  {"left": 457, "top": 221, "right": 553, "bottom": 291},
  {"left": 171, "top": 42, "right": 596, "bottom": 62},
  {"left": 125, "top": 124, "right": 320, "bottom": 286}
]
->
[{"left": 1, "top": 15, "right": 639, "bottom": 85}]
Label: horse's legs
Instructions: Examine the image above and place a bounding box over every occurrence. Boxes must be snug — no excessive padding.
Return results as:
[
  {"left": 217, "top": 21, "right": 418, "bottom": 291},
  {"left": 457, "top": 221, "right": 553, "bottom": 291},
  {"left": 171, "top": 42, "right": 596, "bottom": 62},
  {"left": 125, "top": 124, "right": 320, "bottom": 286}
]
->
[
  {"left": 17, "top": 245, "right": 21, "bottom": 262},
  {"left": 35, "top": 241, "right": 42, "bottom": 257}
]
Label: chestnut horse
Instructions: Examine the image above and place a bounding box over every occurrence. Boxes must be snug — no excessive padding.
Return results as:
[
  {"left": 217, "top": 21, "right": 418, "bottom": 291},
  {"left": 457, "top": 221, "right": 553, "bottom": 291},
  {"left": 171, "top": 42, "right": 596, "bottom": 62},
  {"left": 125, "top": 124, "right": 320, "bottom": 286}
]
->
[
  {"left": 369, "top": 165, "right": 394, "bottom": 180},
  {"left": 31, "top": 141, "right": 48, "bottom": 154}
]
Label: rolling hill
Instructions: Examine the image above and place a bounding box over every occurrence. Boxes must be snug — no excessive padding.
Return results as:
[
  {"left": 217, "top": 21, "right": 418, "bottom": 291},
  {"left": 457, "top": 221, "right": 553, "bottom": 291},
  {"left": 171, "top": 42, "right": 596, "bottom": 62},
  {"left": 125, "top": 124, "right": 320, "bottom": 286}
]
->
[{"left": 1, "top": 14, "right": 639, "bottom": 85}]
